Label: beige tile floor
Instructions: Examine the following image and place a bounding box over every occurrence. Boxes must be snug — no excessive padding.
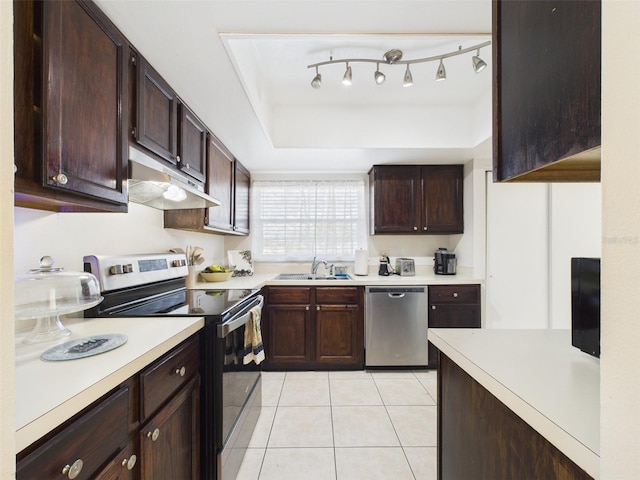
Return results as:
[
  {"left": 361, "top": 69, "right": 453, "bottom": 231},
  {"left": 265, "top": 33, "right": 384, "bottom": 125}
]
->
[{"left": 236, "top": 370, "right": 438, "bottom": 480}]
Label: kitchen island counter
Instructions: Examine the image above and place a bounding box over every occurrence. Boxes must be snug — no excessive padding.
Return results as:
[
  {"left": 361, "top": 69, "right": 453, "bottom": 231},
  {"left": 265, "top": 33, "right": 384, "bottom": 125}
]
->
[
  {"left": 15, "top": 315, "right": 204, "bottom": 452},
  {"left": 429, "top": 328, "right": 599, "bottom": 479}
]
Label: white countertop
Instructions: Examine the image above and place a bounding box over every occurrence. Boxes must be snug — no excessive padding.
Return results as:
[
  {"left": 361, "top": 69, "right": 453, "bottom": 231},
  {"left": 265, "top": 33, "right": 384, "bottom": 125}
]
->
[
  {"left": 190, "top": 266, "right": 482, "bottom": 290},
  {"left": 14, "top": 315, "right": 204, "bottom": 452},
  {"left": 428, "top": 328, "right": 599, "bottom": 479}
]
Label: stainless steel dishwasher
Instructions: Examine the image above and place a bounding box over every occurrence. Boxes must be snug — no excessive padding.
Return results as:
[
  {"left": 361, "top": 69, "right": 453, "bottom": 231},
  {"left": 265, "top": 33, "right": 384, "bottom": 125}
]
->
[{"left": 365, "top": 286, "right": 428, "bottom": 367}]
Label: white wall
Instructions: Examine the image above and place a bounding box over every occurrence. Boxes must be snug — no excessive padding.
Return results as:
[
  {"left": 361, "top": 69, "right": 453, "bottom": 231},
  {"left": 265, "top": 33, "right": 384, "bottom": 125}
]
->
[
  {"left": 601, "top": 1, "right": 640, "bottom": 477},
  {"left": 13, "top": 203, "right": 227, "bottom": 275},
  {"left": 0, "top": 1, "right": 15, "bottom": 478}
]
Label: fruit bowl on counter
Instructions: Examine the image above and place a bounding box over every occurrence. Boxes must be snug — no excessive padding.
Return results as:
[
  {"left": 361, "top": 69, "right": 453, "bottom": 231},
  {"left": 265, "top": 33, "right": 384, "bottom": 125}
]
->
[{"left": 199, "top": 264, "right": 233, "bottom": 282}]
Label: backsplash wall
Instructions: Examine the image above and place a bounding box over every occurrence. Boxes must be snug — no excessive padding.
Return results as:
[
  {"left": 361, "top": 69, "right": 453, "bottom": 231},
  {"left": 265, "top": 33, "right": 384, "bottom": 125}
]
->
[{"left": 13, "top": 203, "right": 226, "bottom": 275}]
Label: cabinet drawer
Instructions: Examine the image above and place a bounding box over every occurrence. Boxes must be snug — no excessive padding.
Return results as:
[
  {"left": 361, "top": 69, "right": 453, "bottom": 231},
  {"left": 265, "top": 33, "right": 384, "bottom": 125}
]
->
[
  {"left": 429, "top": 285, "right": 480, "bottom": 304},
  {"left": 268, "top": 287, "right": 311, "bottom": 304},
  {"left": 316, "top": 287, "right": 360, "bottom": 304},
  {"left": 140, "top": 336, "right": 200, "bottom": 422},
  {"left": 17, "top": 385, "right": 130, "bottom": 480}
]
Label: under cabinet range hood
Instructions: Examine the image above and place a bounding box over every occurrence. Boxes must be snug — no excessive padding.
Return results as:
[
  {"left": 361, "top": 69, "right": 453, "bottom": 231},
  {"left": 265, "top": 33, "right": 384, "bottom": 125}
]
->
[{"left": 127, "top": 146, "right": 220, "bottom": 210}]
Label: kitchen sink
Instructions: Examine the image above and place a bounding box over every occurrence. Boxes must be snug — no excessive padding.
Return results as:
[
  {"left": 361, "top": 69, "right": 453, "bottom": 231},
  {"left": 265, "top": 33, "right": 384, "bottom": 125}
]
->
[{"left": 275, "top": 273, "right": 352, "bottom": 281}]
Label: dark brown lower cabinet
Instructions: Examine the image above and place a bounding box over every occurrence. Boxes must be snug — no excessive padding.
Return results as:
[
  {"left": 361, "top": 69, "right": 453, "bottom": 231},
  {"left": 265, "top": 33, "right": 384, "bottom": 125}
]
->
[
  {"left": 16, "top": 336, "right": 200, "bottom": 480},
  {"left": 438, "top": 354, "right": 593, "bottom": 480},
  {"left": 428, "top": 284, "right": 481, "bottom": 368},
  {"left": 264, "top": 286, "right": 364, "bottom": 369}
]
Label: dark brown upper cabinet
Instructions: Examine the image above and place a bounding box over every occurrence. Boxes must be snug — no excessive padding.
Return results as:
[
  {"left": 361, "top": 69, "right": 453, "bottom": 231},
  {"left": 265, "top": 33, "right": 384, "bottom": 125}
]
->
[
  {"left": 205, "top": 134, "right": 234, "bottom": 231},
  {"left": 493, "top": 0, "right": 601, "bottom": 182},
  {"left": 178, "top": 104, "right": 207, "bottom": 183},
  {"left": 233, "top": 159, "right": 251, "bottom": 235},
  {"left": 369, "top": 165, "right": 463, "bottom": 235},
  {"left": 13, "top": 0, "right": 129, "bottom": 212},
  {"left": 134, "top": 54, "right": 179, "bottom": 167}
]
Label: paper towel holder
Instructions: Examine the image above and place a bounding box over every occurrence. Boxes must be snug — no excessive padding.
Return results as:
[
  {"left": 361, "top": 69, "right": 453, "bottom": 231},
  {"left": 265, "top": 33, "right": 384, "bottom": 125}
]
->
[{"left": 354, "top": 249, "right": 369, "bottom": 276}]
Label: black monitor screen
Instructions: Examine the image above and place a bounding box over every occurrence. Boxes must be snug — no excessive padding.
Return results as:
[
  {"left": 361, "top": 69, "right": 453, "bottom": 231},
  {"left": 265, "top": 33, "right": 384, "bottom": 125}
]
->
[{"left": 571, "top": 257, "right": 601, "bottom": 358}]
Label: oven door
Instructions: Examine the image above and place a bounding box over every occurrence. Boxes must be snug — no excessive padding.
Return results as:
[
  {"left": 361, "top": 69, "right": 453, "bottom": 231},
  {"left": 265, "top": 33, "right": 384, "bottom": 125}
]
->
[{"left": 208, "top": 294, "right": 263, "bottom": 480}]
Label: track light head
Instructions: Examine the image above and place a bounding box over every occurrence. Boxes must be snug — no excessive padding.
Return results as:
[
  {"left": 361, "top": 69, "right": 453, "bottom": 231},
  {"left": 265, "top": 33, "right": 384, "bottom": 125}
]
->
[
  {"left": 311, "top": 67, "right": 322, "bottom": 89},
  {"left": 436, "top": 59, "right": 447, "bottom": 81},
  {"left": 472, "top": 49, "right": 487, "bottom": 73},
  {"left": 403, "top": 64, "right": 413, "bottom": 87},
  {"left": 342, "top": 63, "right": 352, "bottom": 86},
  {"left": 374, "top": 63, "right": 386, "bottom": 85}
]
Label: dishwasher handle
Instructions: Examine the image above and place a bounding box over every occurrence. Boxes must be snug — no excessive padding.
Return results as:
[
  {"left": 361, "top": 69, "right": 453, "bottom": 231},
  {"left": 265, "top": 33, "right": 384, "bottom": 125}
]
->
[{"left": 388, "top": 292, "right": 406, "bottom": 299}]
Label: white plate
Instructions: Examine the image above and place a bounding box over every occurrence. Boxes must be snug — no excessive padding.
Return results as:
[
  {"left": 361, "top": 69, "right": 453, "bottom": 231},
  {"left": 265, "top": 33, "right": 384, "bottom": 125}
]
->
[{"left": 41, "top": 334, "right": 128, "bottom": 361}]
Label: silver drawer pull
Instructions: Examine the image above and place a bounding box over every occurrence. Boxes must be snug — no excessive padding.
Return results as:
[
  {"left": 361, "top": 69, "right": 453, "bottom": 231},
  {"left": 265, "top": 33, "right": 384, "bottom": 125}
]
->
[
  {"left": 52, "top": 173, "right": 68, "bottom": 185},
  {"left": 62, "top": 459, "right": 83, "bottom": 479},
  {"left": 122, "top": 454, "right": 137, "bottom": 470},
  {"left": 147, "top": 428, "right": 160, "bottom": 441},
  {"left": 175, "top": 366, "right": 186, "bottom": 377},
  {"left": 452, "top": 292, "right": 458, "bottom": 298}
]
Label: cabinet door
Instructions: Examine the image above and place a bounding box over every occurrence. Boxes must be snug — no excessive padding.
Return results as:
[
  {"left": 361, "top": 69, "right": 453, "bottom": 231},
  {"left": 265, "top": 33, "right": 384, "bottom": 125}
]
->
[
  {"left": 140, "top": 375, "right": 200, "bottom": 480},
  {"left": 421, "top": 165, "right": 464, "bottom": 233},
  {"left": 370, "top": 166, "right": 420, "bottom": 234},
  {"left": 178, "top": 104, "right": 207, "bottom": 183},
  {"left": 316, "top": 305, "right": 363, "bottom": 364},
  {"left": 266, "top": 305, "right": 313, "bottom": 363},
  {"left": 493, "top": 0, "right": 601, "bottom": 182},
  {"left": 135, "top": 55, "right": 178, "bottom": 166},
  {"left": 14, "top": 0, "right": 129, "bottom": 210},
  {"left": 206, "top": 135, "right": 234, "bottom": 231},
  {"left": 233, "top": 159, "right": 251, "bottom": 234}
]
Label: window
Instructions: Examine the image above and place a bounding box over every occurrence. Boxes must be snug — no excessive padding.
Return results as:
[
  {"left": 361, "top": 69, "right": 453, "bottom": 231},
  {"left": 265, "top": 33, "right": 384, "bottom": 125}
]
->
[{"left": 251, "top": 179, "right": 367, "bottom": 262}]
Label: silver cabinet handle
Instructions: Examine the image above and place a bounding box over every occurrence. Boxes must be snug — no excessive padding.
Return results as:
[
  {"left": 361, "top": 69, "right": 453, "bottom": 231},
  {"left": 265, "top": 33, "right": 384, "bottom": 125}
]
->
[
  {"left": 423, "top": 226, "right": 427, "bottom": 231},
  {"left": 316, "top": 306, "right": 320, "bottom": 311},
  {"left": 453, "top": 292, "right": 458, "bottom": 298},
  {"left": 176, "top": 155, "right": 181, "bottom": 162},
  {"left": 147, "top": 428, "right": 160, "bottom": 441},
  {"left": 175, "top": 366, "right": 186, "bottom": 377},
  {"left": 413, "top": 226, "right": 418, "bottom": 230},
  {"left": 62, "top": 459, "right": 83, "bottom": 479},
  {"left": 52, "top": 173, "right": 68, "bottom": 185},
  {"left": 184, "top": 163, "right": 190, "bottom": 169},
  {"left": 122, "top": 454, "right": 137, "bottom": 471},
  {"left": 305, "top": 305, "right": 309, "bottom": 311},
  {"left": 432, "top": 305, "right": 436, "bottom": 310}
]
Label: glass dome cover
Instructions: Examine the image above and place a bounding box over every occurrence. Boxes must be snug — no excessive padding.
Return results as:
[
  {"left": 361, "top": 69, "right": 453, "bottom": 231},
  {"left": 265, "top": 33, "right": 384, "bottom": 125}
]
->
[{"left": 15, "top": 256, "right": 103, "bottom": 343}]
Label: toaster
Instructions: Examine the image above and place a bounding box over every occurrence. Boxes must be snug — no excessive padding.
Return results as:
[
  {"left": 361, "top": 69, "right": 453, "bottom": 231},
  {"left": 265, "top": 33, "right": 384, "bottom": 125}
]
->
[{"left": 395, "top": 258, "right": 415, "bottom": 276}]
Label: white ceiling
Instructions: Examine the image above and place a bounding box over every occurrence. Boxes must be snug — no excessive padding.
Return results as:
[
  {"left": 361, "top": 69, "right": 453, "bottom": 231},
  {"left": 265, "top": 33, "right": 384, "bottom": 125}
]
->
[{"left": 95, "top": 0, "right": 493, "bottom": 173}]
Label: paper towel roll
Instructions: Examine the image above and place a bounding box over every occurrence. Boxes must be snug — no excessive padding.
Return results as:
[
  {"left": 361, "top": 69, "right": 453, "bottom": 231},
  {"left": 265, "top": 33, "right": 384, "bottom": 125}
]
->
[{"left": 354, "top": 249, "right": 369, "bottom": 276}]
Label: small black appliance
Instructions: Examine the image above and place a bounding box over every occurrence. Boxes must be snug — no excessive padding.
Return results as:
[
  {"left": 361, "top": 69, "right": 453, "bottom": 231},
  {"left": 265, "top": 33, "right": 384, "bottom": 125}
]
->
[
  {"left": 434, "top": 248, "right": 456, "bottom": 275},
  {"left": 571, "top": 257, "right": 601, "bottom": 358}
]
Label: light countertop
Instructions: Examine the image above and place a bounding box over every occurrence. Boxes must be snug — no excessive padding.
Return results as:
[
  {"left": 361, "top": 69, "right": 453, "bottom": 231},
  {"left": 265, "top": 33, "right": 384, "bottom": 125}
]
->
[
  {"left": 190, "top": 266, "right": 482, "bottom": 290},
  {"left": 428, "top": 328, "right": 599, "bottom": 479},
  {"left": 15, "top": 315, "right": 204, "bottom": 452}
]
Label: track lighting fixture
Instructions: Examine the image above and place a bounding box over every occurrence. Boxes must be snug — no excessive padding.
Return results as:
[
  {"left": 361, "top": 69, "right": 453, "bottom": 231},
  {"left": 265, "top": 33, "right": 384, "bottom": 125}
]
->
[
  {"left": 374, "top": 63, "right": 386, "bottom": 85},
  {"left": 436, "top": 59, "right": 446, "bottom": 81},
  {"left": 472, "top": 49, "right": 487, "bottom": 73},
  {"left": 307, "top": 40, "right": 490, "bottom": 88},
  {"left": 342, "top": 62, "right": 352, "bottom": 86},
  {"left": 403, "top": 65, "right": 413, "bottom": 87},
  {"left": 311, "top": 66, "right": 322, "bottom": 89}
]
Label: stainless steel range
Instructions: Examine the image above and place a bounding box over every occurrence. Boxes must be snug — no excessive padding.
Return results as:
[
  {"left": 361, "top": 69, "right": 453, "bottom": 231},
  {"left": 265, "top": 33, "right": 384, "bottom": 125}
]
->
[{"left": 83, "top": 253, "right": 263, "bottom": 480}]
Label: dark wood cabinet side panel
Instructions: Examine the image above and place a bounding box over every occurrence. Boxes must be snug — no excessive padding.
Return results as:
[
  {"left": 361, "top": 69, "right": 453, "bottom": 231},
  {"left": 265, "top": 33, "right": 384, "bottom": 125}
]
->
[
  {"left": 494, "top": 1, "right": 601, "bottom": 182},
  {"left": 438, "top": 354, "right": 593, "bottom": 480},
  {"left": 233, "top": 159, "right": 251, "bottom": 234}
]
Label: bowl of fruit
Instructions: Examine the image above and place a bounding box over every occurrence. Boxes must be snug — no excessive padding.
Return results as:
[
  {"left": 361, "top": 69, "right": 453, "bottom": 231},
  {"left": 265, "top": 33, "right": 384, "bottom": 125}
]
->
[{"left": 199, "top": 264, "right": 233, "bottom": 282}]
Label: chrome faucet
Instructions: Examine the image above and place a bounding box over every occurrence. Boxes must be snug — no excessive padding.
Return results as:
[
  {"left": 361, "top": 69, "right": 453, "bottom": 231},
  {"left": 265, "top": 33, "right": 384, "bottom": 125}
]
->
[{"left": 311, "top": 257, "right": 328, "bottom": 275}]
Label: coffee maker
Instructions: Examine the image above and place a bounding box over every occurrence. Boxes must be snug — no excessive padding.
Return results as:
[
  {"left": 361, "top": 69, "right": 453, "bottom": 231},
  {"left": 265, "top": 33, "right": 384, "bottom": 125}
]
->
[
  {"left": 378, "top": 254, "right": 391, "bottom": 276},
  {"left": 434, "top": 248, "right": 457, "bottom": 275}
]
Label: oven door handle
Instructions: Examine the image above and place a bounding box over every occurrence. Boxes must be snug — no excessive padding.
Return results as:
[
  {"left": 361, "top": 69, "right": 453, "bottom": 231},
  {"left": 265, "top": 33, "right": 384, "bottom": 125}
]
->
[{"left": 217, "top": 296, "right": 264, "bottom": 338}]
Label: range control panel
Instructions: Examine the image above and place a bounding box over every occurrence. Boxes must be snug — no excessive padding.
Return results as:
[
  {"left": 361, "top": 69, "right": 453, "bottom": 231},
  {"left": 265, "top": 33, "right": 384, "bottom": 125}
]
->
[{"left": 83, "top": 253, "right": 189, "bottom": 292}]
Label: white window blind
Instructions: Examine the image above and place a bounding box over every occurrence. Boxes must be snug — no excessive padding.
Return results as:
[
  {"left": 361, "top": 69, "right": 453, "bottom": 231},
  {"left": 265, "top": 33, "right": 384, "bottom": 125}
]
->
[{"left": 251, "top": 179, "right": 367, "bottom": 262}]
